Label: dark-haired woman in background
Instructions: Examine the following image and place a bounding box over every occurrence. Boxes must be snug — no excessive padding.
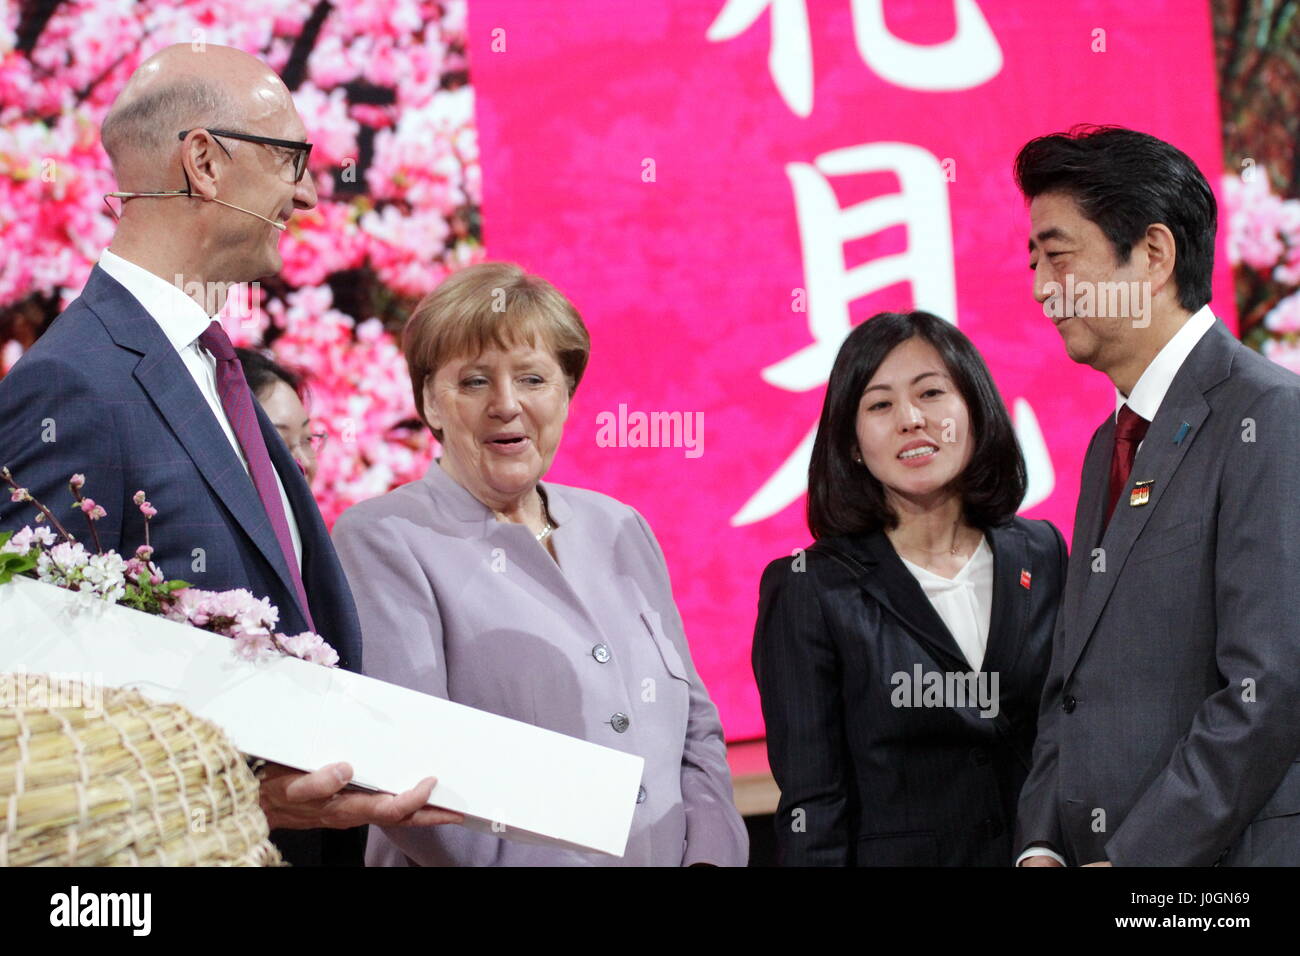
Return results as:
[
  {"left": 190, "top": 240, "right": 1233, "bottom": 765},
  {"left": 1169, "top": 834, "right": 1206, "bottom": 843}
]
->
[
  {"left": 752, "top": 311, "right": 1067, "bottom": 866},
  {"left": 236, "top": 348, "right": 326, "bottom": 485}
]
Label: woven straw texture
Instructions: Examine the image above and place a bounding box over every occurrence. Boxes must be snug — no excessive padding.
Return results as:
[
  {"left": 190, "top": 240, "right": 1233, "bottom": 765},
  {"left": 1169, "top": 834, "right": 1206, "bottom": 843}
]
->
[{"left": 0, "top": 675, "right": 282, "bottom": 866}]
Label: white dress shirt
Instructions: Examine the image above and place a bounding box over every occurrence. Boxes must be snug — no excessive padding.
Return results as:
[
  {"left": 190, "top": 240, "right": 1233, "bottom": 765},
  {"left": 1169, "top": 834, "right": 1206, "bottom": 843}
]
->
[
  {"left": 97, "top": 250, "right": 302, "bottom": 568},
  {"left": 1116, "top": 306, "right": 1218, "bottom": 442},
  {"left": 1017, "top": 305, "right": 1218, "bottom": 868},
  {"left": 899, "top": 536, "right": 993, "bottom": 671}
]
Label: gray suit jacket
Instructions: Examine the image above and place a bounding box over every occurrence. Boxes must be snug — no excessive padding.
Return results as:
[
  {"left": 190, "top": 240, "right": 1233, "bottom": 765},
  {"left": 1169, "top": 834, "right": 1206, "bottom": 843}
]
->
[
  {"left": 331, "top": 461, "right": 748, "bottom": 866},
  {"left": 1015, "top": 320, "right": 1300, "bottom": 865}
]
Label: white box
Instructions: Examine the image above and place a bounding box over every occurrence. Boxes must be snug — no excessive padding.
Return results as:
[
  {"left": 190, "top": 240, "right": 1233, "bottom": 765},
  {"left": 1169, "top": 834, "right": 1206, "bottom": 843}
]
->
[{"left": 0, "top": 575, "right": 643, "bottom": 857}]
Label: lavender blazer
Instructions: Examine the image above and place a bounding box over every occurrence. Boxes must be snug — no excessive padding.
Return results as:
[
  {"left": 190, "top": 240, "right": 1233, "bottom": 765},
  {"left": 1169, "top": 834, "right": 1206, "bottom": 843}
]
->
[{"left": 331, "top": 461, "right": 748, "bottom": 867}]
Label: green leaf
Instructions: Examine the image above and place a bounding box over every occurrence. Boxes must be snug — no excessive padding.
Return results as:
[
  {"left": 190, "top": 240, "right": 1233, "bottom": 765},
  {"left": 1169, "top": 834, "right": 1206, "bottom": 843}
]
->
[
  {"left": 0, "top": 552, "right": 34, "bottom": 572},
  {"left": 0, "top": 551, "right": 37, "bottom": 586}
]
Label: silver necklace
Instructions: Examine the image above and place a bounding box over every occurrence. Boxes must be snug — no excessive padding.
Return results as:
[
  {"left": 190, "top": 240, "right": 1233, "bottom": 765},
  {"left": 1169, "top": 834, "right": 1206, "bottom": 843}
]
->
[{"left": 535, "top": 490, "right": 555, "bottom": 543}]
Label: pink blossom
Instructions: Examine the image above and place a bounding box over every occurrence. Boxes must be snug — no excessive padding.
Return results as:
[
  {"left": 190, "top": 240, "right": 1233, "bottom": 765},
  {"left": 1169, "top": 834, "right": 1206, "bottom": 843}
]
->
[
  {"left": 36, "top": 540, "right": 90, "bottom": 587},
  {"left": 125, "top": 549, "right": 163, "bottom": 586},
  {"left": 209, "top": 588, "right": 280, "bottom": 635},
  {"left": 277, "top": 631, "right": 341, "bottom": 667},
  {"left": 1223, "top": 172, "right": 1298, "bottom": 273},
  {"left": 278, "top": 201, "right": 369, "bottom": 287},
  {"left": 1274, "top": 200, "right": 1300, "bottom": 285},
  {"left": 292, "top": 82, "right": 360, "bottom": 170},
  {"left": 1263, "top": 338, "right": 1300, "bottom": 376},
  {"left": 2, "top": 525, "right": 56, "bottom": 554},
  {"left": 2, "top": 340, "right": 23, "bottom": 375},
  {"left": 69, "top": 474, "right": 85, "bottom": 490},
  {"left": 165, "top": 588, "right": 214, "bottom": 628},
  {"left": 1263, "top": 291, "right": 1300, "bottom": 334},
  {"left": 360, "top": 204, "right": 452, "bottom": 296},
  {"left": 232, "top": 629, "right": 277, "bottom": 662},
  {"left": 350, "top": 104, "right": 396, "bottom": 130},
  {"left": 166, "top": 585, "right": 335, "bottom": 664},
  {"left": 365, "top": 85, "right": 475, "bottom": 211}
]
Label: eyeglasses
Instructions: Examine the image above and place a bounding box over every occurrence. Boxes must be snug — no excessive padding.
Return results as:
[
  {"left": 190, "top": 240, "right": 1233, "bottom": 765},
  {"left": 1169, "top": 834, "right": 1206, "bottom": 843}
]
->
[
  {"left": 178, "top": 128, "right": 313, "bottom": 182},
  {"left": 276, "top": 429, "right": 328, "bottom": 458}
]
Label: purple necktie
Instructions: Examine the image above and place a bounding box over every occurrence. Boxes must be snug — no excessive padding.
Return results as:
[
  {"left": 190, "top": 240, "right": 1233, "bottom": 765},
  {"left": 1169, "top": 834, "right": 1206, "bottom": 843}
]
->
[{"left": 198, "top": 321, "right": 315, "bottom": 631}]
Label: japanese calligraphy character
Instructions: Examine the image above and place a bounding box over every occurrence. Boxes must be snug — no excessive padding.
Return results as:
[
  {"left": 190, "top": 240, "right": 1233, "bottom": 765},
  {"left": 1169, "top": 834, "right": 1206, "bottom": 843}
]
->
[{"left": 707, "top": 0, "right": 1003, "bottom": 117}]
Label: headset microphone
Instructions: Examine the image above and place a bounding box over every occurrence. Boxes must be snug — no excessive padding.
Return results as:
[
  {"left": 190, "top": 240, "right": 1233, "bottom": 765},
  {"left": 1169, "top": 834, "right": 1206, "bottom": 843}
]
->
[
  {"left": 103, "top": 190, "right": 287, "bottom": 231},
  {"left": 209, "top": 197, "right": 287, "bottom": 231}
]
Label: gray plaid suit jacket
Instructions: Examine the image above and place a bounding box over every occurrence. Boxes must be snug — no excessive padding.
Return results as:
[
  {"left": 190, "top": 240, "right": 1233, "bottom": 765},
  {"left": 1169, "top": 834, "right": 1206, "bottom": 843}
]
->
[{"left": 1015, "top": 318, "right": 1300, "bottom": 865}]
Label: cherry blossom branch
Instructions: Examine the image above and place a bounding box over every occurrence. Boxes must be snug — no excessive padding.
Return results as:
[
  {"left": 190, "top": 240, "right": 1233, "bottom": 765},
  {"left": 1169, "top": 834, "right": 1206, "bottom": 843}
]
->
[
  {"left": 1, "top": 466, "right": 76, "bottom": 542},
  {"left": 67, "top": 474, "right": 104, "bottom": 554}
]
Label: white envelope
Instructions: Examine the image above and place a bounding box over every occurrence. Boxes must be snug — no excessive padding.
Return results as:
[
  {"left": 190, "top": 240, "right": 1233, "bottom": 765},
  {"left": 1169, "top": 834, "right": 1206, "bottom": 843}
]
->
[{"left": 0, "top": 575, "right": 644, "bottom": 857}]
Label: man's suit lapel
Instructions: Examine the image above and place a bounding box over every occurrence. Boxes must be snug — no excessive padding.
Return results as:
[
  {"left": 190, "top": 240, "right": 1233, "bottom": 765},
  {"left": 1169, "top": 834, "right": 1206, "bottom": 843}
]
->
[
  {"left": 1058, "top": 418, "right": 1112, "bottom": 670},
  {"left": 82, "top": 266, "right": 306, "bottom": 619},
  {"left": 1063, "top": 322, "right": 1235, "bottom": 679}
]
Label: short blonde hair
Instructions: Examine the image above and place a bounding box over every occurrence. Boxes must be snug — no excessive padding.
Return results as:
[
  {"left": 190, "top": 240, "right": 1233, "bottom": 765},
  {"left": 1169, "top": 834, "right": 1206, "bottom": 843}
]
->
[{"left": 404, "top": 262, "right": 591, "bottom": 439}]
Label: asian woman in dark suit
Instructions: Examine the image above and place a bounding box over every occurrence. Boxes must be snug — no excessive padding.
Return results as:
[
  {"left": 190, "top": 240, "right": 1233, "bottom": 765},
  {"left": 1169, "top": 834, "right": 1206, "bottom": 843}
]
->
[{"left": 752, "top": 311, "right": 1067, "bottom": 866}]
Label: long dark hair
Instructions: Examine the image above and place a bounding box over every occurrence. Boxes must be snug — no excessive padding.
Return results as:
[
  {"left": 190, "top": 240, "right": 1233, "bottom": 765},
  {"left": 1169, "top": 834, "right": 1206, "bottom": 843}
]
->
[{"left": 807, "top": 311, "right": 1026, "bottom": 540}]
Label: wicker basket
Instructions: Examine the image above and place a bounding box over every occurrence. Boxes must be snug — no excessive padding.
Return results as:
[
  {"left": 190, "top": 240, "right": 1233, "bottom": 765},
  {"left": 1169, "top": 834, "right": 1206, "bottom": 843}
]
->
[{"left": 0, "top": 674, "right": 282, "bottom": 866}]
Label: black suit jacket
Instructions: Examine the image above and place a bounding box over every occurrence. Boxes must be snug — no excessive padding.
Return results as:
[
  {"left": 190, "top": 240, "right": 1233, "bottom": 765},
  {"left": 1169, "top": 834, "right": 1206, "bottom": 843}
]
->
[{"left": 753, "top": 517, "right": 1067, "bottom": 865}]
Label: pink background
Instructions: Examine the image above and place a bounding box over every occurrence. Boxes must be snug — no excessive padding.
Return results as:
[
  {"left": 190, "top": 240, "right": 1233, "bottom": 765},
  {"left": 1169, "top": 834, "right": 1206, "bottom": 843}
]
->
[{"left": 465, "top": 0, "right": 1233, "bottom": 741}]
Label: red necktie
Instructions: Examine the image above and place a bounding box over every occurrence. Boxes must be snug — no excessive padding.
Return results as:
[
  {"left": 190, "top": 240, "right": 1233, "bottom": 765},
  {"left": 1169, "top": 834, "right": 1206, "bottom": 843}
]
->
[
  {"left": 1106, "top": 404, "right": 1150, "bottom": 526},
  {"left": 198, "top": 321, "right": 315, "bottom": 630}
]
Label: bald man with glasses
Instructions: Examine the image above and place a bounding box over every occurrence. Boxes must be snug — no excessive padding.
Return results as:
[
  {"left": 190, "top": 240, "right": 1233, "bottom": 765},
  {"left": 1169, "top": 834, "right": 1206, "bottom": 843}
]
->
[{"left": 0, "top": 43, "right": 462, "bottom": 866}]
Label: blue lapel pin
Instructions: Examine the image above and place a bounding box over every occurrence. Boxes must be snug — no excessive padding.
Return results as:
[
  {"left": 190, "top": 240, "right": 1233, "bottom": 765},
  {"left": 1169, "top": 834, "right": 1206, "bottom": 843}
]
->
[{"left": 1173, "top": 421, "right": 1190, "bottom": 444}]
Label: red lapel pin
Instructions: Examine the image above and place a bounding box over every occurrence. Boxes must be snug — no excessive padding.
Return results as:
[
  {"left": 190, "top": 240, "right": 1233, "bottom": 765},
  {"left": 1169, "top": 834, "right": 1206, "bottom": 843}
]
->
[{"left": 1020, "top": 569, "right": 1032, "bottom": 590}]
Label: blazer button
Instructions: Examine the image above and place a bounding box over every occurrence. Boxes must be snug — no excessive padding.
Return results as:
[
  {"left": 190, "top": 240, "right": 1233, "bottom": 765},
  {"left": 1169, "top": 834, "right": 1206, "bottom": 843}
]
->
[
  {"left": 592, "top": 643, "right": 611, "bottom": 663},
  {"left": 1062, "top": 695, "right": 1077, "bottom": 714},
  {"left": 610, "top": 712, "right": 630, "bottom": 733},
  {"left": 636, "top": 785, "right": 647, "bottom": 804},
  {"left": 971, "top": 747, "right": 990, "bottom": 765}
]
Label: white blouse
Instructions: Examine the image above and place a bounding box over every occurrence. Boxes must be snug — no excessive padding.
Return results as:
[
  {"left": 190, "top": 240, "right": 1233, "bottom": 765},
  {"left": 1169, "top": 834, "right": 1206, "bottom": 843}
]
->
[{"left": 898, "top": 536, "right": 994, "bottom": 671}]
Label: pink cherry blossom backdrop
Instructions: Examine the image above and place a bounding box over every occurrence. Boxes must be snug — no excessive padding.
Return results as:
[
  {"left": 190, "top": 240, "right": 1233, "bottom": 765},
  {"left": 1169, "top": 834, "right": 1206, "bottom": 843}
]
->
[{"left": 4, "top": 1, "right": 1289, "bottom": 744}]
